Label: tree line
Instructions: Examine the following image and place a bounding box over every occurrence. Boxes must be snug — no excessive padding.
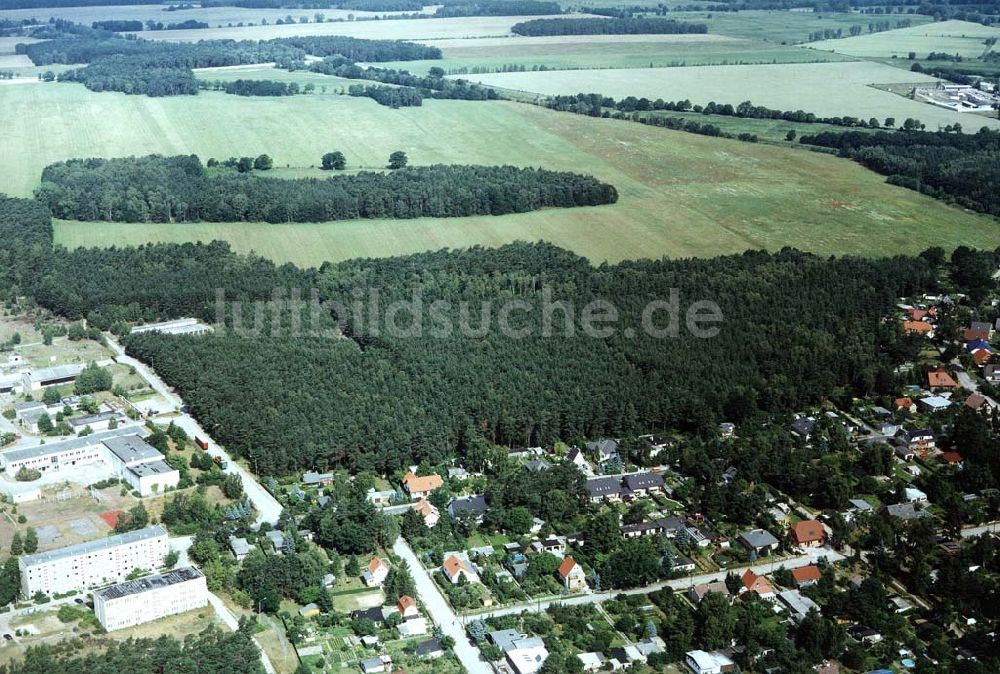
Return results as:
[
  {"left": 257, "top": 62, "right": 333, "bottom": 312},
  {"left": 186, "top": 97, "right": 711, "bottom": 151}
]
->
[
  {"left": 798, "top": 127, "right": 1000, "bottom": 216},
  {"left": 37, "top": 154, "right": 617, "bottom": 224},
  {"left": 511, "top": 17, "right": 708, "bottom": 36},
  {"left": 434, "top": 1, "right": 562, "bottom": 17},
  {"left": 310, "top": 57, "right": 498, "bottom": 105}
]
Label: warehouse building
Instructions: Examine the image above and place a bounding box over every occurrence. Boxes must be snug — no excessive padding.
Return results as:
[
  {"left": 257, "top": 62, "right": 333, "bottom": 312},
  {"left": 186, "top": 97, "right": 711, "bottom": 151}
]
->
[
  {"left": 20, "top": 364, "right": 86, "bottom": 392},
  {"left": 130, "top": 318, "right": 212, "bottom": 336},
  {"left": 93, "top": 566, "right": 207, "bottom": 631},
  {"left": 19, "top": 525, "right": 169, "bottom": 597}
]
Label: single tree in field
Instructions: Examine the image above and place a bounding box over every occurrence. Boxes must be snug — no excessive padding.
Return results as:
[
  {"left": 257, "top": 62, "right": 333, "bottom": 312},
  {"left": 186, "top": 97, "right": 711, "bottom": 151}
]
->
[
  {"left": 237, "top": 157, "right": 254, "bottom": 173},
  {"left": 23, "top": 528, "right": 37, "bottom": 554},
  {"left": 254, "top": 154, "right": 273, "bottom": 171},
  {"left": 387, "top": 150, "right": 408, "bottom": 170},
  {"left": 321, "top": 152, "right": 346, "bottom": 170}
]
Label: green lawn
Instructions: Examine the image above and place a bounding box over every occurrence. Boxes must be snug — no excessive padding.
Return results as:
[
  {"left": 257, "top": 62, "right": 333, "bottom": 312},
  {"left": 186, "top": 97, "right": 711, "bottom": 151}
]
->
[{"left": 670, "top": 9, "right": 933, "bottom": 44}]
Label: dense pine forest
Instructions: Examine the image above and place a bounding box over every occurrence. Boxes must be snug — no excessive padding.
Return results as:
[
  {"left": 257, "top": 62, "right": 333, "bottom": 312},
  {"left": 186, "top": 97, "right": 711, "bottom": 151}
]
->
[
  {"left": 37, "top": 155, "right": 618, "bottom": 223},
  {"left": 123, "top": 244, "right": 934, "bottom": 475},
  {"left": 0, "top": 628, "right": 264, "bottom": 674},
  {"left": 511, "top": 17, "right": 709, "bottom": 36},
  {"left": 799, "top": 127, "right": 1000, "bottom": 216}
]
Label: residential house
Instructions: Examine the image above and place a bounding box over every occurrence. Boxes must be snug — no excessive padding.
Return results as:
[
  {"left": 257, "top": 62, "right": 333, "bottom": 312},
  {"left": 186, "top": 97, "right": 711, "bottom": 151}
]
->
[
  {"left": 739, "top": 528, "right": 780, "bottom": 555},
  {"left": 791, "top": 417, "right": 816, "bottom": 439},
  {"left": 927, "top": 369, "right": 958, "bottom": 390},
  {"left": 298, "top": 603, "right": 320, "bottom": 619},
  {"left": 966, "top": 393, "right": 996, "bottom": 414},
  {"left": 778, "top": 589, "right": 821, "bottom": 622},
  {"left": 586, "top": 476, "right": 623, "bottom": 503},
  {"left": 791, "top": 565, "right": 823, "bottom": 588},
  {"left": 397, "top": 616, "right": 428, "bottom": 638},
  {"left": 301, "top": 471, "right": 332, "bottom": 486},
  {"left": 448, "top": 466, "right": 469, "bottom": 480},
  {"left": 366, "top": 488, "right": 395, "bottom": 507},
  {"left": 904, "top": 487, "right": 928, "bottom": 503},
  {"left": 718, "top": 423, "right": 735, "bottom": 438},
  {"left": 844, "top": 498, "right": 873, "bottom": 522},
  {"left": 488, "top": 630, "right": 549, "bottom": 674},
  {"left": 265, "top": 530, "right": 285, "bottom": 553},
  {"left": 624, "top": 471, "right": 665, "bottom": 496},
  {"left": 412, "top": 499, "right": 440, "bottom": 528},
  {"left": 586, "top": 439, "right": 620, "bottom": 463},
  {"left": 577, "top": 652, "right": 604, "bottom": 672},
  {"left": 447, "top": 494, "right": 488, "bottom": 523},
  {"left": 229, "top": 536, "right": 251, "bottom": 562},
  {"left": 902, "top": 321, "right": 932, "bottom": 336},
  {"left": 903, "top": 428, "right": 935, "bottom": 451},
  {"left": 940, "top": 451, "right": 964, "bottom": 467},
  {"left": 685, "top": 649, "right": 737, "bottom": 674},
  {"left": 359, "top": 655, "right": 393, "bottom": 674},
  {"left": 397, "top": 595, "right": 419, "bottom": 619},
  {"left": 402, "top": 472, "right": 443, "bottom": 499},
  {"left": 688, "top": 581, "right": 731, "bottom": 603},
  {"left": 894, "top": 397, "right": 916, "bottom": 412},
  {"left": 790, "top": 520, "right": 826, "bottom": 548},
  {"left": 984, "top": 365, "right": 1000, "bottom": 383},
  {"left": 965, "top": 328, "right": 991, "bottom": 342},
  {"left": 362, "top": 557, "right": 390, "bottom": 587},
  {"left": 919, "top": 396, "right": 952, "bottom": 414},
  {"left": 883, "top": 502, "right": 929, "bottom": 521},
  {"left": 567, "top": 447, "right": 591, "bottom": 473},
  {"left": 558, "top": 556, "right": 588, "bottom": 591},
  {"left": 524, "top": 458, "right": 551, "bottom": 473},
  {"left": 664, "top": 550, "right": 696, "bottom": 573},
  {"left": 350, "top": 606, "right": 390, "bottom": 624},
  {"left": 970, "top": 320, "right": 993, "bottom": 337},
  {"left": 442, "top": 555, "right": 474, "bottom": 584},
  {"left": 414, "top": 638, "right": 444, "bottom": 660},
  {"left": 678, "top": 526, "right": 709, "bottom": 548},
  {"left": 741, "top": 569, "right": 775, "bottom": 600}
]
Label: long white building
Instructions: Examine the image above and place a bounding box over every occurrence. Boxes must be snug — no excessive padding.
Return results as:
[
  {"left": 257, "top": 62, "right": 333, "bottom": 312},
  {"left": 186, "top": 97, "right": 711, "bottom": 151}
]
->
[
  {"left": 93, "top": 566, "right": 207, "bottom": 631},
  {"left": 19, "top": 525, "right": 169, "bottom": 597},
  {"left": 0, "top": 429, "right": 178, "bottom": 496}
]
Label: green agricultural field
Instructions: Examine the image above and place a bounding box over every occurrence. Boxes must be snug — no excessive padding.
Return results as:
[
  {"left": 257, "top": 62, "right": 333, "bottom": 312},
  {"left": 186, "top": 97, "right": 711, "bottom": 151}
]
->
[
  {"left": 0, "top": 4, "right": 421, "bottom": 27},
  {"left": 809, "top": 19, "right": 1000, "bottom": 59},
  {"left": 669, "top": 9, "right": 932, "bottom": 44},
  {"left": 194, "top": 64, "right": 364, "bottom": 91},
  {"left": 139, "top": 14, "right": 568, "bottom": 43},
  {"left": 468, "top": 61, "right": 1000, "bottom": 131},
  {"left": 376, "top": 34, "right": 851, "bottom": 74},
  {"left": 9, "top": 81, "right": 991, "bottom": 265}
]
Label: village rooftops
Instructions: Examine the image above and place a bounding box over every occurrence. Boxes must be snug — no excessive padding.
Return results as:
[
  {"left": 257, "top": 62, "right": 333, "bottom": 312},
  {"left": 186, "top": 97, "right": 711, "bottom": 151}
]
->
[
  {"left": 586, "top": 476, "right": 623, "bottom": 498},
  {"left": 20, "top": 525, "right": 167, "bottom": 568},
  {"left": 93, "top": 566, "right": 202, "bottom": 601},
  {"left": 624, "top": 471, "right": 664, "bottom": 491},
  {"left": 739, "top": 528, "right": 779, "bottom": 549}
]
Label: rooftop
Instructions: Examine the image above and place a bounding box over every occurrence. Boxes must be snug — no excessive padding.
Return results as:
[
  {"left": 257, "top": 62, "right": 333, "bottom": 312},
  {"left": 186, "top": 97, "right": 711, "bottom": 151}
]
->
[
  {"left": 26, "top": 363, "right": 86, "bottom": 383},
  {"left": 20, "top": 525, "right": 167, "bottom": 569},
  {"left": 93, "top": 566, "right": 202, "bottom": 601},
  {"left": 103, "top": 435, "right": 163, "bottom": 465},
  {"left": 0, "top": 426, "right": 142, "bottom": 464}
]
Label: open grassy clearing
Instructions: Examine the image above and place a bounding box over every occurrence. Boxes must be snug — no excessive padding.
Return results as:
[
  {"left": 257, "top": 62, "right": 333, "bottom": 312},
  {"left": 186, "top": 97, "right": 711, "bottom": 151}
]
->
[
  {"left": 468, "top": 61, "right": 1000, "bottom": 130},
  {"left": 376, "top": 34, "right": 851, "bottom": 74},
  {"left": 809, "top": 19, "right": 1000, "bottom": 59},
  {"left": 4, "top": 82, "right": 987, "bottom": 264},
  {"left": 138, "top": 14, "right": 574, "bottom": 42},
  {"left": 194, "top": 64, "right": 363, "bottom": 91},
  {"left": 0, "top": 3, "right": 430, "bottom": 26},
  {"left": 669, "top": 9, "right": 932, "bottom": 43}
]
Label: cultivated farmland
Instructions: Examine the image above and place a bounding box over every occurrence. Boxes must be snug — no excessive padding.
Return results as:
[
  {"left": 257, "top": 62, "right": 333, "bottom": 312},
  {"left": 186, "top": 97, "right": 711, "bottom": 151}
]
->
[
  {"left": 810, "top": 19, "right": 1000, "bottom": 59},
  {"left": 468, "top": 60, "right": 1000, "bottom": 130},
  {"left": 376, "top": 34, "right": 851, "bottom": 74},
  {"left": 4, "top": 83, "right": 988, "bottom": 264}
]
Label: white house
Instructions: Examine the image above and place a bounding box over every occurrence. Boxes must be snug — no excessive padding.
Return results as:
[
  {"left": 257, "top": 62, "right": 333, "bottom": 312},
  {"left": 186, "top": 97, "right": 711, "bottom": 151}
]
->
[
  {"left": 685, "top": 650, "right": 737, "bottom": 674},
  {"left": 362, "top": 557, "right": 389, "bottom": 587}
]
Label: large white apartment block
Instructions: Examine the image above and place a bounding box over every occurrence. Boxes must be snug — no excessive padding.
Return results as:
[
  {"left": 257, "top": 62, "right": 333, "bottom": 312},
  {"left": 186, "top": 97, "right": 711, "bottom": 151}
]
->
[
  {"left": 93, "top": 566, "right": 207, "bottom": 631},
  {"left": 19, "top": 525, "right": 169, "bottom": 597},
  {"left": 0, "top": 429, "right": 179, "bottom": 497}
]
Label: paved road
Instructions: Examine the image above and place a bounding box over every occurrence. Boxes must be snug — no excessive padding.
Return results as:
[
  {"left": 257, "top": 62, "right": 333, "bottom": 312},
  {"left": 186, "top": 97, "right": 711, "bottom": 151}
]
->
[
  {"left": 392, "top": 538, "right": 491, "bottom": 674},
  {"left": 107, "top": 337, "right": 282, "bottom": 527},
  {"left": 960, "top": 522, "right": 1000, "bottom": 538},
  {"left": 469, "top": 547, "right": 845, "bottom": 622}
]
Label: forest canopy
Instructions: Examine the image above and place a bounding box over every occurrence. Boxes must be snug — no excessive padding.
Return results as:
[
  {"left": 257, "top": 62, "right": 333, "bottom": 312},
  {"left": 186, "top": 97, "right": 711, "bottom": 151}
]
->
[
  {"left": 511, "top": 17, "right": 709, "bottom": 36},
  {"left": 36, "top": 155, "right": 618, "bottom": 223}
]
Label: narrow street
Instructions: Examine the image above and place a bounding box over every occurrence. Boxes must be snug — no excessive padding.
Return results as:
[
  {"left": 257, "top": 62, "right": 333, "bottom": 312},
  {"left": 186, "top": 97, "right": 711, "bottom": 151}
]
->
[{"left": 392, "top": 537, "right": 491, "bottom": 674}]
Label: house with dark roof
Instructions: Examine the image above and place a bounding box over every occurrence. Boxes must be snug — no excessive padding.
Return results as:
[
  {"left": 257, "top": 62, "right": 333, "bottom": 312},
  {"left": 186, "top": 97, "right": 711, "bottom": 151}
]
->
[
  {"left": 585, "top": 476, "right": 623, "bottom": 502},
  {"left": 624, "top": 471, "right": 665, "bottom": 496},
  {"left": 739, "top": 529, "right": 780, "bottom": 555},
  {"left": 791, "top": 417, "right": 816, "bottom": 439},
  {"left": 415, "top": 637, "right": 444, "bottom": 660},
  {"left": 586, "top": 439, "right": 620, "bottom": 463},
  {"left": 447, "top": 494, "right": 488, "bottom": 522}
]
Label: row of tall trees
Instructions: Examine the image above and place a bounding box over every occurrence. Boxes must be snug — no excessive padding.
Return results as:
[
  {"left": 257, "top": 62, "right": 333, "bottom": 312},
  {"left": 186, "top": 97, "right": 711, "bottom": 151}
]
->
[
  {"left": 37, "top": 155, "right": 619, "bottom": 223},
  {"left": 310, "top": 58, "right": 499, "bottom": 104}
]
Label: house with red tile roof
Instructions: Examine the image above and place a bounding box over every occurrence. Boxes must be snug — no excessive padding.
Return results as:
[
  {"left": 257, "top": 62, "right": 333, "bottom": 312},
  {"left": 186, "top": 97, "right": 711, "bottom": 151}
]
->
[
  {"left": 397, "top": 595, "right": 419, "bottom": 619},
  {"left": 790, "top": 520, "right": 827, "bottom": 548},
  {"left": 741, "top": 569, "right": 775, "bottom": 600},
  {"left": 927, "top": 369, "right": 958, "bottom": 389},
  {"left": 402, "top": 472, "right": 444, "bottom": 499},
  {"left": 791, "top": 565, "right": 823, "bottom": 588},
  {"left": 363, "top": 556, "right": 389, "bottom": 587},
  {"left": 413, "top": 498, "right": 440, "bottom": 528},
  {"left": 557, "top": 556, "right": 587, "bottom": 591},
  {"left": 442, "top": 555, "right": 473, "bottom": 584},
  {"left": 903, "top": 321, "right": 932, "bottom": 336}
]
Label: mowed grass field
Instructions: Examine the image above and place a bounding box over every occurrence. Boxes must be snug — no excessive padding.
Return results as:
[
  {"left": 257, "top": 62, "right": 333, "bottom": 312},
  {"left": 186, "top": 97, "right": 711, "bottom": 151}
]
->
[
  {"left": 810, "top": 19, "right": 1000, "bottom": 59},
  {"left": 375, "top": 34, "right": 851, "bottom": 74},
  {"left": 5, "top": 81, "right": 992, "bottom": 264},
  {"left": 469, "top": 61, "right": 1000, "bottom": 130},
  {"left": 669, "top": 10, "right": 932, "bottom": 43}
]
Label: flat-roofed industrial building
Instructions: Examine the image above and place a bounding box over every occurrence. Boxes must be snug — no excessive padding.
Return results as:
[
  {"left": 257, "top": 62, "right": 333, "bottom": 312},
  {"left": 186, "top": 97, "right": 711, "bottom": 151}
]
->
[{"left": 93, "top": 566, "right": 207, "bottom": 631}]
